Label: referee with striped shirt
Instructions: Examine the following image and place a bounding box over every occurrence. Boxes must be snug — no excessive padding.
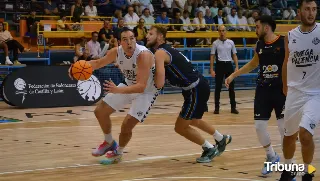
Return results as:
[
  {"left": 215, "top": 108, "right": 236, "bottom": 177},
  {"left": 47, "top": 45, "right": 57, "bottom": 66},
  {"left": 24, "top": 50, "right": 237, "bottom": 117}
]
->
[{"left": 210, "top": 25, "right": 239, "bottom": 114}]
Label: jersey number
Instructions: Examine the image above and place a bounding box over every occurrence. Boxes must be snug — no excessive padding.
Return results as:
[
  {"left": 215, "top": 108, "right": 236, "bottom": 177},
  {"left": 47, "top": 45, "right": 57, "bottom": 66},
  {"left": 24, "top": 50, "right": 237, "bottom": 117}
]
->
[{"left": 302, "top": 71, "right": 306, "bottom": 79}]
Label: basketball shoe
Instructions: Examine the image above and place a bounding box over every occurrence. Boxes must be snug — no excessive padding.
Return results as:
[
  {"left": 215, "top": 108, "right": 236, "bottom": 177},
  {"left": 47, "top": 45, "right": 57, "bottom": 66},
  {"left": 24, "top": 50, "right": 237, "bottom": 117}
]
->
[
  {"left": 279, "top": 170, "right": 297, "bottom": 181},
  {"left": 100, "top": 149, "right": 123, "bottom": 165},
  {"left": 261, "top": 152, "right": 280, "bottom": 175},
  {"left": 215, "top": 135, "right": 232, "bottom": 156},
  {"left": 92, "top": 140, "right": 118, "bottom": 157},
  {"left": 196, "top": 146, "right": 219, "bottom": 163}
]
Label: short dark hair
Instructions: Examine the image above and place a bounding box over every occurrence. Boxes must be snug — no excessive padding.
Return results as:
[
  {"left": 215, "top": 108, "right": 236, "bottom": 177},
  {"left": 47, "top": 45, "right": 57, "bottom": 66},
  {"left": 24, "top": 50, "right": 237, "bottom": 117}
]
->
[
  {"left": 91, "top": 31, "right": 98, "bottom": 36},
  {"left": 120, "top": 27, "right": 134, "bottom": 39},
  {"left": 299, "top": 0, "right": 316, "bottom": 8},
  {"left": 255, "top": 15, "right": 276, "bottom": 32},
  {"left": 151, "top": 25, "right": 167, "bottom": 39}
]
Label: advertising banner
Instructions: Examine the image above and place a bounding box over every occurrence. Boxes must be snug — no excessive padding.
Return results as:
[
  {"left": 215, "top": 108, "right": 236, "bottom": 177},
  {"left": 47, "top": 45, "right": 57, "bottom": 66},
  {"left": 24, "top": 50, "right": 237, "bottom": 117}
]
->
[{"left": 1, "top": 66, "right": 103, "bottom": 108}]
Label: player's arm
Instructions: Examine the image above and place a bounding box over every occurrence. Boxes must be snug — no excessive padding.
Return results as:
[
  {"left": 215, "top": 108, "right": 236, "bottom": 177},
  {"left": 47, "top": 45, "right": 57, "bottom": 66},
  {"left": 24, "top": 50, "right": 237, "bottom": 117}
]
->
[
  {"left": 154, "top": 49, "right": 168, "bottom": 89},
  {"left": 88, "top": 47, "right": 117, "bottom": 70},
  {"left": 231, "top": 51, "right": 259, "bottom": 78},
  {"left": 116, "top": 51, "right": 154, "bottom": 94},
  {"left": 282, "top": 35, "right": 289, "bottom": 96},
  {"left": 231, "top": 41, "right": 239, "bottom": 70},
  {"left": 210, "top": 42, "right": 216, "bottom": 77}
]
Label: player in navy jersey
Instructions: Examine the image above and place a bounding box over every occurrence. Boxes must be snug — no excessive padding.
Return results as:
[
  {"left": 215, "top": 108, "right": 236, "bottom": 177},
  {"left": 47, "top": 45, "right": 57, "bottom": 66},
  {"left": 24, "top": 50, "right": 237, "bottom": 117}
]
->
[
  {"left": 146, "top": 25, "right": 232, "bottom": 163},
  {"left": 225, "top": 15, "right": 286, "bottom": 175}
]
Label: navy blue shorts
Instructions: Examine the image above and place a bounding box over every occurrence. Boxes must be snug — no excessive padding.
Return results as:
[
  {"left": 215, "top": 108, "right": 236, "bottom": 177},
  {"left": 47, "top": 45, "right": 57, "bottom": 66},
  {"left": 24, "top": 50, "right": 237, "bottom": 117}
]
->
[
  {"left": 254, "top": 86, "right": 286, "bottom": 120},
  {"left": 180, "top": 78, "right": 210, "bottom": 120}
]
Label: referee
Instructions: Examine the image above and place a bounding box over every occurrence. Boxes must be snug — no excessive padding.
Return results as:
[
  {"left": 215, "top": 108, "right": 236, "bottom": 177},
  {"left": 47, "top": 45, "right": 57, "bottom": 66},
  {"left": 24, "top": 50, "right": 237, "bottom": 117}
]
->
[{"left": 210, "top": 25, "right": 239, "bottom": 114}]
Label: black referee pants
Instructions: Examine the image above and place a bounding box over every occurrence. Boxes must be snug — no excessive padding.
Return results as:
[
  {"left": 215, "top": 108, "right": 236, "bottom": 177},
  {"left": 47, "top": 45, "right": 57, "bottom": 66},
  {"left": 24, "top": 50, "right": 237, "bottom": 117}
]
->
[{"left": 214, "top": 61, "right": 236, "bottom": 109}]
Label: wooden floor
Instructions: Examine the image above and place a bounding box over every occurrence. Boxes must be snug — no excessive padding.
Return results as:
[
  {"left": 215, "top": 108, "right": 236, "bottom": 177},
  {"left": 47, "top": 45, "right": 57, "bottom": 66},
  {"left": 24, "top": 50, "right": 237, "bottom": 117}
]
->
[{"left": 0, "top": 90, "right": 319, "bottom": 181}]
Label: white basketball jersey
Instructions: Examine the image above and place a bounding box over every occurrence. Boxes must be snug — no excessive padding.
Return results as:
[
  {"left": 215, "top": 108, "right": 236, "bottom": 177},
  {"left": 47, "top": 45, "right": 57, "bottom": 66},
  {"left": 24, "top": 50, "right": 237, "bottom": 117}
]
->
[
  {"left": 287, "top": 23, "right": 320, "bottom": 94},
  {"left": 116, "top": 44, "right": 158, "bottom": 94}
]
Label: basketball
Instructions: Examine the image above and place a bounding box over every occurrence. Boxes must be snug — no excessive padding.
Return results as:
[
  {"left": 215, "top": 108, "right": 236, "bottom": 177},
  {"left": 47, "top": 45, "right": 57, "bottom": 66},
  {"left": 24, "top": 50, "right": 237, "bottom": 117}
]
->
[{"left": 71, "top": 60, "right": 93, "bottom": 81}]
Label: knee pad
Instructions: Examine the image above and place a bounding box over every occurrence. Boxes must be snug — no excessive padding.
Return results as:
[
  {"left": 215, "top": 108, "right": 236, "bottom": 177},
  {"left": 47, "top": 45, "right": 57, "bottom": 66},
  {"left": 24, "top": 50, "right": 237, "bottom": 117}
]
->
[{"left": 255, "top": 120, "right": 271, "bottom": 146}]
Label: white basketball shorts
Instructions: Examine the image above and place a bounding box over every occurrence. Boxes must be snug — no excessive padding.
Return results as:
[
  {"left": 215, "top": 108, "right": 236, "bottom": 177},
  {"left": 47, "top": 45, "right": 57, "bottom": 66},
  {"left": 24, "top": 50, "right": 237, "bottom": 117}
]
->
[
  {"left": 284, "top": 87, "right": 320, "bottom": 136},
  {"left": 103, "top": 83, "right": 159, "bottom": 122}
]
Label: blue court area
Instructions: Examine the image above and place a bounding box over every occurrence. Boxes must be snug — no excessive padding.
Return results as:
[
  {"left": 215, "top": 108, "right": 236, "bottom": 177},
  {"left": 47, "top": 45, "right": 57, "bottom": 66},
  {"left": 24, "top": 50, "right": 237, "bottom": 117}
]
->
[{"left": 0, "top": 47, "right": 259, "bottom": 98}]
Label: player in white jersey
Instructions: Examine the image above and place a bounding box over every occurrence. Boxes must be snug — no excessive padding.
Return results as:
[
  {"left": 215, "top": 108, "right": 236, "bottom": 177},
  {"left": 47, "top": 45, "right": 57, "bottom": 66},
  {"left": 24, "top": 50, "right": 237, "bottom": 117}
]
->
[
  {"left": 280, "top": 0, "right": 318, "bottom": 180},
  {"left": 71, "top": 28, "right": 159, "bottom": 164}
]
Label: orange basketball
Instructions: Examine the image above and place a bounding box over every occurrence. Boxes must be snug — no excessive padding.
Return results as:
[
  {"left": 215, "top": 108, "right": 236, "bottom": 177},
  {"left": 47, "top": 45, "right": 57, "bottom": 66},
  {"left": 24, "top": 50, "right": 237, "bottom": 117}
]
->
[{"left": 71, "top": 60, "right": 93, "bottom": 81}]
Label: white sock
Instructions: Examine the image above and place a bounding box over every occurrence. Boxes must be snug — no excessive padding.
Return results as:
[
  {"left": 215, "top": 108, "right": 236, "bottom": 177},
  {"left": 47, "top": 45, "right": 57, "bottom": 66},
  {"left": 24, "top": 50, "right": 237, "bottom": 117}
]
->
[
  {"left": 285, "top": 159, "right": 293, "bottom": 165},
  {"left": 202, "top": 140, "right": 214, "bottom": 149},
  {"left": 5, "top": 56, "right": 10, "bottom": 60},
  {"left": 304, "top": 164, "right": 309, "bottom": 173},
  {"left": 264, "top": 145, "right": 276, "bottom": 158},
  {"left": 213, "top": 130, "right": 223, "bottom": 142},
  {"left": 277, "top": 118, "right": 285, "bottom": 149},
  {"left": 104, "top": 133, "right": 113, "bottom": 144},
  {"left": 117, "top": 147, "right": 124, "bottom": 154}
]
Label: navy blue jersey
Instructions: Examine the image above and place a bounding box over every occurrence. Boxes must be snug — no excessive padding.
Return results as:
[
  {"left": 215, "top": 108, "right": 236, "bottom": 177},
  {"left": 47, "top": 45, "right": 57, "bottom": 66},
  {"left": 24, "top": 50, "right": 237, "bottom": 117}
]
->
[
  {"left": 255, "top": 35, "right": 285, "bottom": 87},
  {"left": 154, "top": 44, "right": 201, "bottom": 88}
]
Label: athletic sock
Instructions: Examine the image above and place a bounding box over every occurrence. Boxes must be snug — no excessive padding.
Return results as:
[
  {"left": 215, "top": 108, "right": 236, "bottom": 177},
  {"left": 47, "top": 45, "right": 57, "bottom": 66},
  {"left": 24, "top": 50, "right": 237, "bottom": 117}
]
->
[
  {"left": 264, "top": 145, "right": 276, "bottom": 158},
  {"left": 213, "top": 130, "right": 223, "bottom": 142},
  {"left": 117, "top": 147, "right": 124, "bottom": 155},
  {"left": 202, "top": 140, "right": 214, "bottom": 149},
  {"left": 104, "top": 133, "right": 113, "bottom": 144}
]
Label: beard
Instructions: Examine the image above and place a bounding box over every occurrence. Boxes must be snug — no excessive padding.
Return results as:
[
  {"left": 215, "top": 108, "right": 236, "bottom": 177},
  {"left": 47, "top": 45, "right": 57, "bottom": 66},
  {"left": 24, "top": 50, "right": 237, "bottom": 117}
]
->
[
  {"left": 146, "top": 39, "right": 156, "bottom": 48},
  {"left": 301, "top": 15, "right": 316, "bottom": 27},
  {"left": 257, "top": 31, "right": 266, "bottom": 41}
]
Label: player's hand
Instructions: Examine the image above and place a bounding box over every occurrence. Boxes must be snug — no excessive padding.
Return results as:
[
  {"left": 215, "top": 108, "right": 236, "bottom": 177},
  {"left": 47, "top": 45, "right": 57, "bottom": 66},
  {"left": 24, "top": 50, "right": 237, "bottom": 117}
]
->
[
  {"left": 225, "top": 74, "right": 235, "bottom": 89},
  {"left": 103, "top": 79, "right": 119, "bottom": 93},
  {"left": 210, "top": 71, "right": 216, "bottom": 77},
  {"left": 68, "top": 65, "right": 73, "bottom": 80},
  {"left": 235, "top": 67, "right": 239, "bottom": 72}
]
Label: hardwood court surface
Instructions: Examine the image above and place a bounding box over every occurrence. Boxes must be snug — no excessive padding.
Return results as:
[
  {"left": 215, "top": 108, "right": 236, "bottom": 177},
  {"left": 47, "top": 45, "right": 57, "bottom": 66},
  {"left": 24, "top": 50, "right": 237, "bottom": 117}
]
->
[{"left": 0, "top": 90, "right": 319, "bottom": 181}]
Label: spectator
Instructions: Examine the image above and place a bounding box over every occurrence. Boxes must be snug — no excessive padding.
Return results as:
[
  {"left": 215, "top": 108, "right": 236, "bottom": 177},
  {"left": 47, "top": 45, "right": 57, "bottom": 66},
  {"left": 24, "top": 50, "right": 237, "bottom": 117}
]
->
[
  {"left": 0, "top": 42, "right": 11, "bottom": 65},
  {"left": 141, "top": 8, "right": 155, "bottom": 30},
  {"left": 98, "top": 19, "right": 114, "bottom": 48},
  {"left": 57, "top": 14, "right": 73, "bottom": 45},
  {"left": 87, "top": 31, "right": 101, "bottom": 59},
  {"left": 127, "top": 0, "right": 142, "bottom": 15},
  {"left": 272, "top": 0, "right": 287, "bottom": 9},
  {"left": 197, "top": 1, "right": 209, "bottom": 16},
  {"left": 282, "top": 6, "right": 296, "bottom": 21},
  {"left": 25, "top": 10, "right": 40, "bottom": 48},
  {"left": 247, "top": 10, "right": 258, "bottom": 31},
  {"left": 133, "top": 18, "right": 148, "bottom": 45},
  {"left": 181, "top": 10, "right": 194, "bottom": 31},
  {"left": 172, "top": 0, "right": 186, "bottom": 15},
  {"left": 170, "top": 11, "right": 183, "bottom": 45},
  {"left": 155, "top": 11, "right": 170, "bottom": 26},
  {"left": 214, "top": 8, "right": 226, "bottom": 28},
  {"left": 161, "top": 0, "right": 173, "bottom": 14},
  {"left": 0, "top": 22, "right": 29, "bottom": 65},
  {"left": 112, "top": 0, "right": 128, "bottom": 12},
  {"left": 71, "top": 0, "right": 84, "bottom": 24},
  {"left": 74, "top": 37, "right": 90, "bottom": 62},
  {"left": 226, "top": 7, "right": 239, "bottom": 30},
  {"left": 124, "top": 6, "right": 140, "bottom": 30},
  {"left": 139, "top": 0, "right": 154, "bottom": 15},
  {"left": 204, "top": 9, "right": 215, "bottom": 30},
  {"left": 237, "top": 0, "right": 249, "bottom": 9},
  {"left": 237, "top": 8, "right": 250, "bottom": 31},
  {"left": 113, "top": 17, "right": 125, "bottom": 40},
  {"left": 112, "top": 10, "right": 123, "bottom": 29},
  {"left": 96, "top": 0, "right": 113, "bottom": 16},
  {"left": 210, "top": 0, "right": 219, "bottom": 18},
  {"left": 44, "top": 0, "right": 59, "bottom": 16},
  {"left": 85, "top": 0, "right": 98, "bottom": 21}
]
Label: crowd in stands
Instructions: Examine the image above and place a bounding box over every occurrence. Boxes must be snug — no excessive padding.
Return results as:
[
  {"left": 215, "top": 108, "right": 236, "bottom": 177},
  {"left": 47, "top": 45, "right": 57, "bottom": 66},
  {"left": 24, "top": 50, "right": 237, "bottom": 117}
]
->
[{"left": 0, "top": 0, "right": 304, "bottom": 65}]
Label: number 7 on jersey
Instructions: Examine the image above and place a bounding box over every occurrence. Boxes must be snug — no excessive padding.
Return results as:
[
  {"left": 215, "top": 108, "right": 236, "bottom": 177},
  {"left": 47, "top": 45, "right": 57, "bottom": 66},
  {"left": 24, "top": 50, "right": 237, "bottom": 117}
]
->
[{"left": 302, "top": 71, "right": 306, "bottom": 79}]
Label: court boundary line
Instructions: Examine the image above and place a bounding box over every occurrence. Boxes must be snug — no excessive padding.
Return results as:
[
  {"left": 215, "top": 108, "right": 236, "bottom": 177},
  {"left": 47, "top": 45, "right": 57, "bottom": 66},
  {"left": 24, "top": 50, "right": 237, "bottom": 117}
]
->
[
  {"left": 122, "top": 176, "right": 264, "bottom": 181},
  {"left": 0, "top": 124, "right": 279, "bottom": 131},
  {"left": 0, "top": 143, "right": 282, "bottom": 175}
]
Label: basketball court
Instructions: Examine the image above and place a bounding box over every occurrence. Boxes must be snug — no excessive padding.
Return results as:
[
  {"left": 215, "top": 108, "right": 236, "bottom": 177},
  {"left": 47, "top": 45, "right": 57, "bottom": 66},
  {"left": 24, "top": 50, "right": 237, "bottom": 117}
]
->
[{"left": 0, "top": 90, "right": 319, "bottom": 181}]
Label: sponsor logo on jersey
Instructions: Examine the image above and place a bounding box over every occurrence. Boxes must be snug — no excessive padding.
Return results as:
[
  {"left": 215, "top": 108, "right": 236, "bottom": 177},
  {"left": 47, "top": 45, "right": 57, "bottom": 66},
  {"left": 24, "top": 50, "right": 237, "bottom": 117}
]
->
[{"left": 292, "top": 49, "right": 319, "bottom": 67}]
